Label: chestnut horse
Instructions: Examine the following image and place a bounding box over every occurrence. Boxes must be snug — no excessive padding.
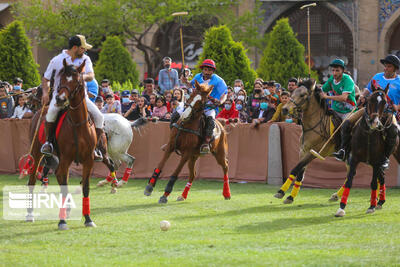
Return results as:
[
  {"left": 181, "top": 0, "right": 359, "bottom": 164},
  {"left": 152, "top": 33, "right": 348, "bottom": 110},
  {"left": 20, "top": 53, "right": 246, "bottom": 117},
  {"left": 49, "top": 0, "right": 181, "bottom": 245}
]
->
[
  {"left": 27, "top": 59, "right": 106, "bottom": 229},
  {"left": 143, "top": 81, "right": 231, "bottom": 203}
]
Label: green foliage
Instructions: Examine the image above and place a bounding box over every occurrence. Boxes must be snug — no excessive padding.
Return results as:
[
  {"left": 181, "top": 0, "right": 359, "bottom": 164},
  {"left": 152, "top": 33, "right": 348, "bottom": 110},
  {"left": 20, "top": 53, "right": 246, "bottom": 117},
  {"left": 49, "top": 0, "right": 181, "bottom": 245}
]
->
[
  {"left": 0, "top": 20, "right": 40, "bottom": 88},
  {"left": 257, "top": 18, "right": 318, "bottom": 87},
  {"left": 195, "top": 25, "right": 257, "bottom": 92},
  {"left": 111, "top": 80, "right": 137, "bottom": 92},
  {"left": 94, "top": 36, "right": 139, "bottom": 87}
]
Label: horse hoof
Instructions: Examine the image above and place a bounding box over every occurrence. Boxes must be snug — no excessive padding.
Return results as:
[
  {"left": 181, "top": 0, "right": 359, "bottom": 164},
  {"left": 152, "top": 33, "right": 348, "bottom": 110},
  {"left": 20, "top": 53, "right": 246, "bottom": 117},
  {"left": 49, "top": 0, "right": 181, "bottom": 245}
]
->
[
  {"left": 110, "top": 187, "right": 117, "bottom": 194},
  {"left": 335, "top": 208, "right": 346, "bottom": 217},
  {"left": 177, "top": 195, "right": 185, "bottom": 201},
  {"left": 97, "top": 179, "right": 109, "bottom": 187},
  {"left": 224, "top": 196, "right": 231, "bottom": 200},
  {"left": 283, "top": 196, "right": 293, "bottom": 204},
  {"left": 366, "top": 207, "right": 375, "bottom": 214},
  {"left": 117, "top": 180, "right": 127, "bottom": 188},
  {"left": 144, "top": 184, "right": 154, "bottom": 196},
  {"left": 329, "top": 193, "right": 339, "bottom": 202},
  {"left": 26, "top": 214, "right": 34, "bottom": 222},
  {"left": 58, "top": 223, "right": 69, "bottom": 230},
  {"left": 159, "top": 195, "right": 168, "bottom": 204},
  {"left": 376, "top": 204, "right": 383, "bottom": 210},
  {"left": 274, "top": 190, "right": 285, "bottom": 199},
  {"left": 85, "top": 221, "right": 97, "bottom": 228}
]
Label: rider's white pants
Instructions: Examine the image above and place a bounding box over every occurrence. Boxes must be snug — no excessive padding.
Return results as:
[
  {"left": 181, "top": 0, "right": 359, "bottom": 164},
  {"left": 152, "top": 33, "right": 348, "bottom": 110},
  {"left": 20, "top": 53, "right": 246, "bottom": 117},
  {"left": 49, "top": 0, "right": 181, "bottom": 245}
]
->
[{"left": 46, "top": 92, "right": 104, "bottom": 129}]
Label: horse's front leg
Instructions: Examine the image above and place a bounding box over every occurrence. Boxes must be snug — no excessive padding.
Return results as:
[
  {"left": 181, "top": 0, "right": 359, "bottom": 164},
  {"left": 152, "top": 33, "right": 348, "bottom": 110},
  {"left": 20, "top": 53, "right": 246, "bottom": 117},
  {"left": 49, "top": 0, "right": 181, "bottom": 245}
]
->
[
  {"left": 275, "top": 152, "right": 314, "bottom": 204},
  {"left": 82, "top": 160, "right": 96, "bottom": 227},
  {"left": 55, "top": 160, "right": 70, "bottom": 230},
  {"left": 144, "top": 150, "right": 172, "bottom": 196},
  {"left": 177, "top": 155, "right": 199, "bottom": 201},
  {"left": 376, "top": 166, "right": 386, "bottom": 210},
  {"left": 366, "top": 166, "right": 380, "bottom": 214},
  {"left": 335, "top": 157, "right": 359, "bottom": 217},
  {"left": 159, "top": 154, "right": 190, "bottom": 204}
]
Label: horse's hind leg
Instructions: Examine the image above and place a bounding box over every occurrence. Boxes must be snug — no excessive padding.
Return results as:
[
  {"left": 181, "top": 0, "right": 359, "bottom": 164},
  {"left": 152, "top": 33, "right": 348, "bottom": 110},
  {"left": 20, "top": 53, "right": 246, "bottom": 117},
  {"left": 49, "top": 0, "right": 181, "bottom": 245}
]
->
[
  {"left": 144, "top": 150, "right": 172, "bottom": 196},
  {"left": 96, "top": 156, "right": 118, "bottom": 193},
  {"left": 335, "top": 158, "right": 359, "bottom": 217},
  {"left": 82, "top": 161, "right": 96, "bottom": 227},
  {"left": 367, "top": 167, "right": 379, "bottom": 214},
  {"left": 376, "top": 167, "right": 386, "bottom": 209},
  {"left": 26, "top": 152, "right": 41, "bottom": 222},
  {"left": 159, "top": 154, "right": 189, "bottom": 204},
  {"left": 177, "top": 155, "right": 199, "bottom": 201},
  {"left": 117, "top": 154, "right": 135, "bottom": 188}
]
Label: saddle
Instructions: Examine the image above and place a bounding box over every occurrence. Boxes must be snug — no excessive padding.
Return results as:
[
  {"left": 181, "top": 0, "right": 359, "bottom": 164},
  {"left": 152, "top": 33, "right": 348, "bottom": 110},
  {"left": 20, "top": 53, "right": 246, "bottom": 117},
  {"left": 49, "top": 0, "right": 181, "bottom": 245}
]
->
[{"left": 38, "top": 109, "right": 68, "bottom": 145}]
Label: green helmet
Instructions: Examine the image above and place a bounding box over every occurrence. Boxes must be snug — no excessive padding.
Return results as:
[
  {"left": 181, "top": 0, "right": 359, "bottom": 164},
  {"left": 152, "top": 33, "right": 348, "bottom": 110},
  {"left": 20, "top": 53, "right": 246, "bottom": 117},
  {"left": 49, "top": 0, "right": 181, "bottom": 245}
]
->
[{"left": 329, "top": 59, "right": 345, "bottom": 69}]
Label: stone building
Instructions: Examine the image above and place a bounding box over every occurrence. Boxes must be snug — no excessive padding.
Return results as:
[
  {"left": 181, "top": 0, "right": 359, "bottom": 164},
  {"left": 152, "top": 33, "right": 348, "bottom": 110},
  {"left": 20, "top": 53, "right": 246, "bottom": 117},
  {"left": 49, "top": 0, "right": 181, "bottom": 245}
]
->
[{"left": 1, "top": 0, "right": 399, "bottom": 87}]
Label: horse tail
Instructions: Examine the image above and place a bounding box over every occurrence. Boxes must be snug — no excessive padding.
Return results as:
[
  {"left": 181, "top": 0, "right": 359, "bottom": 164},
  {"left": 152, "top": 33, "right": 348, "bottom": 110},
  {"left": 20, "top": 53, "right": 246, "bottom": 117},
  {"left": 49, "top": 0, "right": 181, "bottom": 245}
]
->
[{"left": 130, "top": 117, "right": 148, "bottom": 131}]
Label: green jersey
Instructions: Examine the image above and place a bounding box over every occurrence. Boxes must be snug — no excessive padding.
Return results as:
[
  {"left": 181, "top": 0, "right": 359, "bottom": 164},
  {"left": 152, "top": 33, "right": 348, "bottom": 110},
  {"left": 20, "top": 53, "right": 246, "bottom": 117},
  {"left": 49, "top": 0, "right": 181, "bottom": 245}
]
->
[{"left": 322, "top": 73, "right": 356, "bottom": 114}]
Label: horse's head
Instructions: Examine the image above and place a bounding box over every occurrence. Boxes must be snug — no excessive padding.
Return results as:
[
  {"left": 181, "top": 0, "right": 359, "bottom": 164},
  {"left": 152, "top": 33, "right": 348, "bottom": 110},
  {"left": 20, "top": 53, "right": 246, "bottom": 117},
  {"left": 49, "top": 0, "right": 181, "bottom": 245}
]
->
[
  {"left": 180, "top": 80, "right": 213, "bottom": 123},
  {"left": 56, "top": 58, "right": 85, "bottom": 107},
  {"left": 365, "top": 82, "right": 389, "bottom": 130},
  {"left": 282, "top": 79, "right": 316, "bottom": 116}
]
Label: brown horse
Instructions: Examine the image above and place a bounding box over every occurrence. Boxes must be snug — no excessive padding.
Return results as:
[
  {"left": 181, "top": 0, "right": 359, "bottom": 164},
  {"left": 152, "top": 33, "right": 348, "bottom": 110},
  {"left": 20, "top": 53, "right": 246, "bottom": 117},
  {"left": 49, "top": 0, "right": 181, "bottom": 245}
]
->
[
  {"left": 143, "top": 80, "right": 231, "bottom": 203},
  {"left": 27, "top": 59, "right": 109, "bottom": 229}
]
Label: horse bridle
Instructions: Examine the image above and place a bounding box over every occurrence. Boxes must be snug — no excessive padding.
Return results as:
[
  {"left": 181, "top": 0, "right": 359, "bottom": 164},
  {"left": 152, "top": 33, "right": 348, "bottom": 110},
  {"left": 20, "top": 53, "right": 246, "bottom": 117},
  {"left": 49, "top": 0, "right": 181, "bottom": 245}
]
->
[
  {"left": 58, "top": 72, "right": 85, "bottom": 110},
  {"left": 363, "top": 89, "right": 391, "bottom": 131}
]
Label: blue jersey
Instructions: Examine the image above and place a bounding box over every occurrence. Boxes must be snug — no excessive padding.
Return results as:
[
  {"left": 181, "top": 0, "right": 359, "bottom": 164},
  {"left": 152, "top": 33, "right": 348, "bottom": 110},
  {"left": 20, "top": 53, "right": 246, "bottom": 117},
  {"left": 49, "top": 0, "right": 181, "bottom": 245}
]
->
[
  {"left": 86, "top": 79, "right": 98, "bottom": 102},
  {"left": 190, "top": 73, "right": 227, "bottom": 101},
  {"left": 367, "top": 73, "right": 400, "bottom": 105}
]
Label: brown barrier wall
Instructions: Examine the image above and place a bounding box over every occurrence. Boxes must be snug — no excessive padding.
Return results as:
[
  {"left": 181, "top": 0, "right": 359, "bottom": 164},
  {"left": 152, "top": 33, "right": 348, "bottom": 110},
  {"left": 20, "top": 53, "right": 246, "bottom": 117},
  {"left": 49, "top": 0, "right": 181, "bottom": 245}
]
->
[{"left": 0, "top": 120, "right": 398, "bottom": 188}]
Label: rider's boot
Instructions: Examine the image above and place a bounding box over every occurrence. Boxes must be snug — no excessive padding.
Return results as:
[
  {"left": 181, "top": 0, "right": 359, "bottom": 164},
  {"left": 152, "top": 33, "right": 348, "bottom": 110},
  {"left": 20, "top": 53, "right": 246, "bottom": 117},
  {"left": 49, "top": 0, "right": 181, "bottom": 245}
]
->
[
  {"left": 94, "top": 128, "right": 107, "bottom": 162},
  {"left": 333, "top": 120, "right": 352, "bottom": 161},
  {"left": 41, "top": 122, "right": 56, "bottom": 156},
  {"left": 381, "top": 125, "right": 398, "bottom": 169},
  {"left": 200, "top": 116, "right": 215, "bottom": 154}
]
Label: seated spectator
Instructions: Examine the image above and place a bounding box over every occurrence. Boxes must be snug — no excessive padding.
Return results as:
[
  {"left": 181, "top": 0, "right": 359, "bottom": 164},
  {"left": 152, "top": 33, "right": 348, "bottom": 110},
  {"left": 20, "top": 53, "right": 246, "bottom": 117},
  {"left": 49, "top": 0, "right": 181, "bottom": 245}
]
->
[
  {"left": 101, "top": 94, "right": 122, "bottom": 114},
  {"left": 130, "top": 89, "right": 139, "bottom": 103},
  {"left": 216, "top": 98, "right": 238, "bottom": 124},
  {"left": 164, "top": 91, "right": 173, "bottom": 112},
  {"left": 121, "top": 90, "right": 132, "bottom": 114},
  {"left": 235, "top": 99, "right": 250, "bottom": 123},
  {"left": 124, "top": 96, "right": 150, "bottom": 121},
  {"left": 0, "top": 83, "right": 14, "bottom": 119},
  {"left": 270, "top": 91, "right": 293, "bottom": 123},
  {"left": 252, "top": 96, "right": 276, "bottom": 127},
  {"left": 9, "top": 94, "right": 32, "bottom": 119},
  {"left": 95, "top": 96, "right": 104, "bottom": 110},
  {"left": 152, "top": 97, "right": 168, "bottom": 119},
  {"left": 147, "top": 93, "right": 157, "bottom": 114},
  {"left": 266, "top": 81, "right": 279, "bottom": 105}
]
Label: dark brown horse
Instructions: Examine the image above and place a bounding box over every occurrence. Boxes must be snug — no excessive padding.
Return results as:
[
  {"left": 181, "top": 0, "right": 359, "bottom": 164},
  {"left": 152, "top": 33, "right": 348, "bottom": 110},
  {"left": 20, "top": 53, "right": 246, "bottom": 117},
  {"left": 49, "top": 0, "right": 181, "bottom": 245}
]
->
[
  {"left": 143, "top": 80, "right": 231, "bottom": 203},
  {"left": 27, "top": 59, "right": 110, "bottom": 229}
]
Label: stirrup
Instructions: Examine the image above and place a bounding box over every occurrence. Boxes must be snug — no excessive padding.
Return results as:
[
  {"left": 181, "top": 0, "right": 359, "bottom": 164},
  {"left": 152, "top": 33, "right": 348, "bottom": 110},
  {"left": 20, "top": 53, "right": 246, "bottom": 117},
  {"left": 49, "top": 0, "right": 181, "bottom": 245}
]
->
[
  {"left": 40, "top": 142, "right": 53, "bottom": 156},
  {"left": 94, "top": 149, "right": 103, "bottom": 162},
  {"left": 381, "top": 158, "right": 390, "bottom": 170},
  {"left": 332, "top": 149, "right": 345, "bottom": 162},
  {"left": 200, "top": 144, "right": 211, "bottom": 154}
]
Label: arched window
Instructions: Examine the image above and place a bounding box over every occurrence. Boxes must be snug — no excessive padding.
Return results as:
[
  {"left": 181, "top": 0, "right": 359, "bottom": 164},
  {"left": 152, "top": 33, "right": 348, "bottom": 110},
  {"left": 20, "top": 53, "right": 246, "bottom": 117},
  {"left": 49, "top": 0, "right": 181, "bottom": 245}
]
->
[{"left": 389, "top": 23, "right": 400, "bottom": 58}]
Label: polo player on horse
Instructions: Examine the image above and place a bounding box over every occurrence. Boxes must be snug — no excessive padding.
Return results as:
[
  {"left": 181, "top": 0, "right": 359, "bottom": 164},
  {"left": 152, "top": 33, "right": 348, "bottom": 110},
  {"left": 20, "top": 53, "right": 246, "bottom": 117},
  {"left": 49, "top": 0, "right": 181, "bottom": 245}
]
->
[
  {"left": 180, "top": 59, "right": 228, "bottom": 154},
  {"left": 40, "top": 35, "right": 106, "bottom": 161},
  {"left": 333, "top": 55, "right": 400, "bottom": 169}
]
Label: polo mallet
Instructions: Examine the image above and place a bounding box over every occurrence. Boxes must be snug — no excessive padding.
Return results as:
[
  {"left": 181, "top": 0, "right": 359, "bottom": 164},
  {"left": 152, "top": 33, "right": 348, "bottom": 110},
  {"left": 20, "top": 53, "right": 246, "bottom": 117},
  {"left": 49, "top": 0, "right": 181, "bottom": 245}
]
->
[
  {"left": 19, "top": 71, "right": 55, "bottom": 179},
  {"left": 300, "top": 3, "right": 317, "bottom": 78},
  {"left": 172, "top": 11, "right": 188, "bottom": 76},
  {"left": 0, "top": 88, "right": 34, "bottom": 100},
  {"left": 310, "top": 105, "right": 357, "bottom": 160}
]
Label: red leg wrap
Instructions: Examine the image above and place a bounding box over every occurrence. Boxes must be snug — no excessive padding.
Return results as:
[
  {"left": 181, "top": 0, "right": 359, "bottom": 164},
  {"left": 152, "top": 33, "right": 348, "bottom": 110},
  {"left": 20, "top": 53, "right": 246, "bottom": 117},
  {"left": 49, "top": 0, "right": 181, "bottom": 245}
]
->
[
  {"left": 340, "top": 187, "right": 351, "bottom": 205},
  {"left": 163, "top": 192, "right": 170, "bottom": 197},
  {"left": 379, "top": 184, "right": 386, "bottom": 201},
  {"left": 122, "top": 168, "right": 132, "bottom": 182},
  {"left": 370, "top": 190, "right": 377, "bottom": 206},
  {"left": 43, "top": 177, "right": 49, "bottom": 183},
  {"left": 223, "top": 174, "right": 231, "bottom": 198},
  {"left": 59, "top": 197, "right": 66, "bottom": 220},
  {"left": 155, "top": 168, "right": 161, "bottom": 174},
  {"left": 106, "top": 174, "right": 113, "bottom": 182},
  {"left": 83, "top": 197, "right": 90, "bottom": 216},
  {"left": 149, "top": 178, "right": 156, "bottom": 185},
  {"left": 182, "top": 182, "right": 192, "bottom": 199}
]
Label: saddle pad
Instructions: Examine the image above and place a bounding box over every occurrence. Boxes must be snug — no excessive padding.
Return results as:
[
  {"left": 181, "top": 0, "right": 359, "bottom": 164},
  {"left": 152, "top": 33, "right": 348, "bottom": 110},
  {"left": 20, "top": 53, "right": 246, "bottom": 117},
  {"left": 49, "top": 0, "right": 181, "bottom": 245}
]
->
[
  {"left": 213, "top": 121, "right": 222, "bottom": 140},
  {"left": 38, "top": 112, "right": 68, "bottom": 145}
]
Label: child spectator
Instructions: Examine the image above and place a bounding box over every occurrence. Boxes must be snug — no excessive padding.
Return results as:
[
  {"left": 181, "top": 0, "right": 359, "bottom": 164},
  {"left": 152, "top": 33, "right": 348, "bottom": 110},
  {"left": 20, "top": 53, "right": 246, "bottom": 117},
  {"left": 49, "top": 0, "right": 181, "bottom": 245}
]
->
[
  {"left": 95, "top": 96, "right": 104, "bottom": 110},
  {"left": 10, "top": 94, "right": 32, "bottom": 119},
  {"left": 101, "top": 94, "right": 122, "bottom": 114},
  {"left": 216, "top": 98, "right": 238, "bottom": 124},
  {"left": 164, "top": 91, "right": 173, "bottom": 112},
  {"left": 152, "top": 97, "right": 168, "bottom": 119},
  {"left": 0, "top": 83, "right": 14, "bottom": 119},
  {"left": 270, "top": 91, "right": 293, "bottom": 122}
]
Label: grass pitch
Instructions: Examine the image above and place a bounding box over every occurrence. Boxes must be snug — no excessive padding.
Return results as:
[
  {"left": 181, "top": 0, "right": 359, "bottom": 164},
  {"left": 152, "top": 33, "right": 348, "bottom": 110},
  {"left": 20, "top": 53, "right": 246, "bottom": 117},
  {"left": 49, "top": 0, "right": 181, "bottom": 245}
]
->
[{"left": 1, "top": 175, "right": 400, "bottom": 266}]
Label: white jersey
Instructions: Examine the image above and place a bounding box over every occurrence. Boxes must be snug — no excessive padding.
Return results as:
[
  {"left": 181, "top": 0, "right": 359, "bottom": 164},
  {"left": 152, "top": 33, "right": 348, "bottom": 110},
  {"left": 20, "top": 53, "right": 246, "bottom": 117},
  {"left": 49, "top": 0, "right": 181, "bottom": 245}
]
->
[{"left": 44, "top": 49, "right": 93, "bottom": 92}]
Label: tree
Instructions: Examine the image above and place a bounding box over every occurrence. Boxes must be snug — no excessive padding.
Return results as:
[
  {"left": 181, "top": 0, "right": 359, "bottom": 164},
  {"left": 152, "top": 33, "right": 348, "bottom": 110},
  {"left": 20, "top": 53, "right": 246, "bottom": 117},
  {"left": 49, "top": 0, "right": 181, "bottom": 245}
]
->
[
  {"left": 257, "top": 18, "right": 315, "bottom": 86},
  {"left": 94, "top": 36, "right": 139, "bottom": 87},
  {"left": 195, "top": 25, "right": 256, "bottom": 91},
  {"left": 0, "top": 20, "right": 40, "bottom": 88},
  {"left": 14, "top": 0, "right": 247, "bottom": 78}
]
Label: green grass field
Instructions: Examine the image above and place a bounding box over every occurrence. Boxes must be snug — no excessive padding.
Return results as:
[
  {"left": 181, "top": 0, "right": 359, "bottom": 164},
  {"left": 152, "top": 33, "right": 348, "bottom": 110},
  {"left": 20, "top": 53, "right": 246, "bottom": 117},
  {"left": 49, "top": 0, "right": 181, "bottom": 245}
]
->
[{"left": 1, "top": 175, "right": 400, "bottom": 266}]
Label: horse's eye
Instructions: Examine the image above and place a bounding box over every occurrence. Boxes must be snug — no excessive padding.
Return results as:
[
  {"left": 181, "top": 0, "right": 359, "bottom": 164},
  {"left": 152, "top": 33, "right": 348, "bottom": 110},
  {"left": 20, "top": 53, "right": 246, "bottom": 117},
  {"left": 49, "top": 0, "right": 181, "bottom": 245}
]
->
[{"left": 300, "top": 93, "right": 306, "bottom": 97}]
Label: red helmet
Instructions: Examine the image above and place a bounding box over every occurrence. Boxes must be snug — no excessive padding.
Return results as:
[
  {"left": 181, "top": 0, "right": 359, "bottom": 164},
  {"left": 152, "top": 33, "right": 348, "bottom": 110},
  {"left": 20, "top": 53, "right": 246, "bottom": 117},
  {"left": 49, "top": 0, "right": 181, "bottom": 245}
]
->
[{"left": 200, "top": 59, "right": 216, "bottom": 70}]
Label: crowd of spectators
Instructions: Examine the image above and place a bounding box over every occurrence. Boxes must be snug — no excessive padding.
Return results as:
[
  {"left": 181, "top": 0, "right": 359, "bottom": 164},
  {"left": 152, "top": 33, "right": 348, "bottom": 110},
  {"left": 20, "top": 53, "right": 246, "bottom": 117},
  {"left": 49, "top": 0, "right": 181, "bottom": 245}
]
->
[{"left": 0, "top": 78, "right": 33, "bottom": 120}]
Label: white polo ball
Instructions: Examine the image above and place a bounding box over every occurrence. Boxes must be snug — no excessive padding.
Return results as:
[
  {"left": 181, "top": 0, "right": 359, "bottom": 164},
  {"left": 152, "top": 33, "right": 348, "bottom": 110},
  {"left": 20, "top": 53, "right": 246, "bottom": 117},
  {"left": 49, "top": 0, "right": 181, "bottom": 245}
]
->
[{"left": 160, "top": 220, "right": 171, "bottom": 231}]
